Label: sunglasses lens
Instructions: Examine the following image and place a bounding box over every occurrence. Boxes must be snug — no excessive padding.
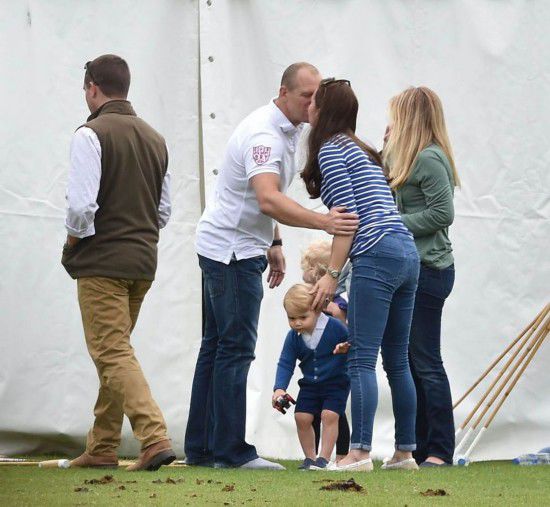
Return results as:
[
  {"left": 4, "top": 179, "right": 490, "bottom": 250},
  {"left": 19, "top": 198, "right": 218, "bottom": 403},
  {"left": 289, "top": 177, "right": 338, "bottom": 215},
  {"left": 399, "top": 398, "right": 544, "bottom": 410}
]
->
[{"left": 320, "top": 78, "right": 351, "bottom": 88}]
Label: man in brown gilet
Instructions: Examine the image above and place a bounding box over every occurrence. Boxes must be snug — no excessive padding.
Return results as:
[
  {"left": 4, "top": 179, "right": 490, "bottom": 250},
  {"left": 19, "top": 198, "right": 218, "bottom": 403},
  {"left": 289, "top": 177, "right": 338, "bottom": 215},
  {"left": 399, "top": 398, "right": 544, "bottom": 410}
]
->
[{"left": 62, "top": 54, "right": 175, "bottom": 471}]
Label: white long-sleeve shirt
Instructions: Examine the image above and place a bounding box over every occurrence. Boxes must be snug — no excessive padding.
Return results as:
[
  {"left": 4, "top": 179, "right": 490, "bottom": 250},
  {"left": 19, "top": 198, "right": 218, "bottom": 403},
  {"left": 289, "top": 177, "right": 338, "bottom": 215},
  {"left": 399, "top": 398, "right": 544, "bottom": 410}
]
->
[{"left": 65, "top": 127, "right": 171, "bottom": 238}]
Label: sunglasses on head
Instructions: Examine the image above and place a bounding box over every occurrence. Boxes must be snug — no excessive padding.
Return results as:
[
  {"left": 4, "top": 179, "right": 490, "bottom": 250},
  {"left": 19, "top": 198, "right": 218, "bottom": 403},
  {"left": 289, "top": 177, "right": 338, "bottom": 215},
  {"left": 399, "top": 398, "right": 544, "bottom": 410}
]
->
[
  {"left": 84, "top": 61, "right": 99, "bottom": 85},
  {"left": 320, "top": 77, "right": 351, "bottom": 88}
]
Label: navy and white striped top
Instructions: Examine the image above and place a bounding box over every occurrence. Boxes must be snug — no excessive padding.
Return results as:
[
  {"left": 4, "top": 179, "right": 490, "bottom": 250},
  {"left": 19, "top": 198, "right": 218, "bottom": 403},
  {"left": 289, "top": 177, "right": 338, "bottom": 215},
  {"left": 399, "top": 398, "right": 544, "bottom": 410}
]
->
[{"left": 319, "top": 134, "right": 412, "bottom": 259}]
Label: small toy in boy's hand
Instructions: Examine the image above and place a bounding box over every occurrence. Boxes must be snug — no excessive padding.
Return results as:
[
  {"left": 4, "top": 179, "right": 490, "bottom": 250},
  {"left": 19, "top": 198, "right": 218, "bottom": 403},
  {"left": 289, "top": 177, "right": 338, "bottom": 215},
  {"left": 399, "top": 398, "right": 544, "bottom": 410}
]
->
[
  {"left": 333, "top": 341, "right": 351, "bottom": 354},
  {"left": 274, "top": 393, "right": 296, "bottom": 414}
]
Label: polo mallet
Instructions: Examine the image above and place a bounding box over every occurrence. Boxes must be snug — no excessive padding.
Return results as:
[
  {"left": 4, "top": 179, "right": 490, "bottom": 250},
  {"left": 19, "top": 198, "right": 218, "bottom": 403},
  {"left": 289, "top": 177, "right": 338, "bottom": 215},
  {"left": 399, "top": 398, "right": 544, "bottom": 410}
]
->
[
  {"left": 453, "top": 304, "right": 549, "bottom": 465},
  {"left": 38, "top": 459, "right": 70, "bottom": 469}
]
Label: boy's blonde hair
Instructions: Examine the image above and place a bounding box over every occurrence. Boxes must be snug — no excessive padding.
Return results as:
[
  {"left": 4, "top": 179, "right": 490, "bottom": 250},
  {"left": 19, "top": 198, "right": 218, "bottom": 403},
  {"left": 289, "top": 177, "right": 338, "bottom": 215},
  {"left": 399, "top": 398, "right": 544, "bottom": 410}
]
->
[
  {"left": 283, "top": 283, "right": 314, "bottom": 314},
  {"left": 301, "top": 240, "right": 331, "bottom": 283}
]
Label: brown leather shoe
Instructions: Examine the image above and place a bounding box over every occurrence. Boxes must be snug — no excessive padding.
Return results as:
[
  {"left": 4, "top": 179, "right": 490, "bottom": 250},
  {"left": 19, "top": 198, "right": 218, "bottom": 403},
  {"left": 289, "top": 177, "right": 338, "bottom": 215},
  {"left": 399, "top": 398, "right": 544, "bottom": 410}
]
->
[
  {"left": 126, "top": 440, "right": 176, "bottom": 471},
  {"left": 70, "top": 452, "right": 118, "bottom": 469}
]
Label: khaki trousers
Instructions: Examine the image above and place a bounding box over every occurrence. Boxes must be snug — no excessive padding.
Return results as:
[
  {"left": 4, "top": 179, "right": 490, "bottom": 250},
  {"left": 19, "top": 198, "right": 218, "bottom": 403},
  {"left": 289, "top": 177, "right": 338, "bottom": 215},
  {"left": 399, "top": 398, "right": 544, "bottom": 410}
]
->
[{"left": 77, "top": 277, "right": 168, "bottom": 455}]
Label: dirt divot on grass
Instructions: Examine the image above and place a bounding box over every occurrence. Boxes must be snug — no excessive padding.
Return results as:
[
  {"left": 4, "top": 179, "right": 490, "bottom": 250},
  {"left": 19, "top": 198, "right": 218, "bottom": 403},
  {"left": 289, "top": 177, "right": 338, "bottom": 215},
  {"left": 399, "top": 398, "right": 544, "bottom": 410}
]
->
[
  {"left": 74, "top": 474, "right": 115, "bottom": 492},
  {"left": 84, "top": 474, "right": 115, "bottom": 484},
  {"left": 420, "top": 488, "right": 448, "bottom": 497},
  {"left": 152, "top": 477, "right": 184, "bottom": 484},
  {"left": 319, "top": 478, "right": 364, "bottom": 492}
]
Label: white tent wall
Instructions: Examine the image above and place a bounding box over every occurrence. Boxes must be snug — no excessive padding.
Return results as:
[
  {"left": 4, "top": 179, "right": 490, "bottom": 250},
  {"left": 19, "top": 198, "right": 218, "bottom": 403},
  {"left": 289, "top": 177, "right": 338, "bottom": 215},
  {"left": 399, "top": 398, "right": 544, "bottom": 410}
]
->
[
  {"left": 200, "top": 0, "right": 549, "bottom": 461},
  {"left": 0, "top": 0, "right": 201, "bottom": 457},
  {"left": 0, "top": 0, "right": 548, "bottom": 461}
]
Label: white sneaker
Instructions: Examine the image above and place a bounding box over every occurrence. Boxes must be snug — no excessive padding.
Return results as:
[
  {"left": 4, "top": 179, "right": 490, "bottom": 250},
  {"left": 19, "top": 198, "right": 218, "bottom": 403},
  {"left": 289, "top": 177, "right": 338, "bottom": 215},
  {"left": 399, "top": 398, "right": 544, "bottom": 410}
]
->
[
  {"left": 381, "top": 457, "right": 418, "bottom": 470},
  {"left": 239, "top": 457, "right": 285, "bottom": 470},
  {"left": 326, "top": 458, "right": 373, "bottom": 472}
]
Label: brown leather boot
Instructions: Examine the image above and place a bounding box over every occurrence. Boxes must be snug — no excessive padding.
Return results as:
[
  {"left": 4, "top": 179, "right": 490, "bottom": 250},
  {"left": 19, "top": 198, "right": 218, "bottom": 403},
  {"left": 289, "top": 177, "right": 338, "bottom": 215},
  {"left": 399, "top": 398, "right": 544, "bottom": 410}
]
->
[
  {"left": 70, "top": 452, "right": 118, "bottom": 469},
  {"left": 126, "top": 440, "right": 176, "bottom": 471}
]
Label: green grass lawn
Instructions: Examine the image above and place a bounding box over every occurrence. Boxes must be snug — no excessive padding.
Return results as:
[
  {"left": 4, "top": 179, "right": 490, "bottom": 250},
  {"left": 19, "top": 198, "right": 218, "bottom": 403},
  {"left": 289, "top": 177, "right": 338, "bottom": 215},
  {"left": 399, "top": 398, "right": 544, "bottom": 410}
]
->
[{"left": 0, "top": 459, "right": 549, "bottom": 506}]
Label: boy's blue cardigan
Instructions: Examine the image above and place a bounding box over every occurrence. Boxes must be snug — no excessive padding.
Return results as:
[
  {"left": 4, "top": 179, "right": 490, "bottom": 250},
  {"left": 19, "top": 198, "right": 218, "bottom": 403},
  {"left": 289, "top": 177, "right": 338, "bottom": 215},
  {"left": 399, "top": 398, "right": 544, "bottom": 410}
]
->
[{"left": 274, "top": 316, "right": 349, "bottom": 391}]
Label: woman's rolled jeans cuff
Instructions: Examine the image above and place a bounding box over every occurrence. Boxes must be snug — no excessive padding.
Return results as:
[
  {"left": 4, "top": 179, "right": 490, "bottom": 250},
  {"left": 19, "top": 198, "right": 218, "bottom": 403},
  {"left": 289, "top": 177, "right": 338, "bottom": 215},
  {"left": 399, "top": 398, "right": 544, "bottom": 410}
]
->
[
  {"left": 396, "top": 444, "right": 416, "bottom": 451},
  {"left": 350, "top": 443, "right": 372, "bottom": 451},
  {"left": 350, "top": 444, "right": 415, "bottom": 452}
]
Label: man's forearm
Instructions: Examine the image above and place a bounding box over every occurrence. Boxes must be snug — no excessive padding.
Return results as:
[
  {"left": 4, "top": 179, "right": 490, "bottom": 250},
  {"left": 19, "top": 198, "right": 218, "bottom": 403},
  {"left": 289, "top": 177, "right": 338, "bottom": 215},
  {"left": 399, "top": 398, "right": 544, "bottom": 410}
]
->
[{"left": 260, "top": 191, "right": 326, "bottom": 230}]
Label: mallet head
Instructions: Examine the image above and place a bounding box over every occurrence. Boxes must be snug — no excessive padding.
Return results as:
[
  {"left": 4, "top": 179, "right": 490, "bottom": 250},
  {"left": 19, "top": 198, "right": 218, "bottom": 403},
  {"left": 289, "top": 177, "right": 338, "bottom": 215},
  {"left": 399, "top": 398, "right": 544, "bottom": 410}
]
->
[{"left": 453, "top": 455, "right": 470, "bottom": 466}]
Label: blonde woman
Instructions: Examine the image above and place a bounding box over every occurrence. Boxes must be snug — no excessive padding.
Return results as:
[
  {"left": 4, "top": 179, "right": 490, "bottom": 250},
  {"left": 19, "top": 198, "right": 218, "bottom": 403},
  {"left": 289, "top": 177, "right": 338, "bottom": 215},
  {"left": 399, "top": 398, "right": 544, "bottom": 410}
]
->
[{"left": 384, "top": 86, "right": 459, "bottom": 467}]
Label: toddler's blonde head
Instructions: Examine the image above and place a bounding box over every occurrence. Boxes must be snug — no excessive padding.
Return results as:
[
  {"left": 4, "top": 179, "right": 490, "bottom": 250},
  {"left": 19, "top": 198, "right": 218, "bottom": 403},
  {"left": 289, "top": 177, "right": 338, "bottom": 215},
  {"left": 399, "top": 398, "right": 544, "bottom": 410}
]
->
[
  {"left": 301, "top": 240, "right": 331, "bottom": 284},
  {"left": 283, "top": 283, "right": 314, "bottom": 315}
]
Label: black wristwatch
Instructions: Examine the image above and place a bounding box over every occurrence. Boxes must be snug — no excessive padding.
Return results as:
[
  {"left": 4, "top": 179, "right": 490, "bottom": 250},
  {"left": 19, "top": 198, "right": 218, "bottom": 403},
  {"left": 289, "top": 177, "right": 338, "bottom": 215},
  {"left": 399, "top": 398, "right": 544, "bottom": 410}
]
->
[{"left": 271, "top": 239, "right": 283, "bottom": 247}]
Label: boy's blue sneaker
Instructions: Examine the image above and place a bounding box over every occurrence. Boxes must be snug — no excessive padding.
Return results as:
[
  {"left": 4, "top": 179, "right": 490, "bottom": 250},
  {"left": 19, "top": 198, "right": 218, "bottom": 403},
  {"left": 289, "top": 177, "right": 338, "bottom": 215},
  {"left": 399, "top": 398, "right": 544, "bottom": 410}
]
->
[
  {"left": 310, "top": 457, "right": 329, "bottom": 470},
  {"left": 298, "top": 458, "right": 316, "bottom": 470}
]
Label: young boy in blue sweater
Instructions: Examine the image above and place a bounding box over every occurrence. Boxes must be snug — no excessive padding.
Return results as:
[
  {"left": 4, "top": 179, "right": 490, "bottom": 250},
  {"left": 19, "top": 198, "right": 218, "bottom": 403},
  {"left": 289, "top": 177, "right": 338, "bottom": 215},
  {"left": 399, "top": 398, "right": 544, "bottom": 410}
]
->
[{"left": 272, "top": 284, "right": 350, "bottom": 470}]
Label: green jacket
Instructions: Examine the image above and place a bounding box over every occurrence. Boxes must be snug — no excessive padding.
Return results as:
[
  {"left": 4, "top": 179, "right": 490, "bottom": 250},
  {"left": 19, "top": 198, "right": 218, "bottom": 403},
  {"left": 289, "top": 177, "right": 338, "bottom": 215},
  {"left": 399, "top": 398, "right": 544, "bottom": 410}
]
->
[{"left": 395, "top": 144, "right": 455, "bottom": 269}]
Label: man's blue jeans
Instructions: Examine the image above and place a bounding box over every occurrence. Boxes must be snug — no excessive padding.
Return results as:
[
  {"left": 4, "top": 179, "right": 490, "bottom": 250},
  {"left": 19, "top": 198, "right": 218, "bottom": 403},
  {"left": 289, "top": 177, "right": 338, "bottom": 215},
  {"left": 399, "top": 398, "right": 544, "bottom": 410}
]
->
[
  {"left": 348, "top": 234, "right": 419, "bottom": 451},
  {"left": 409, "top": 264, "right": 455, "bottom": 464},
  {"left": 184, "top": 254, "right": 267, "bottom": 467}
]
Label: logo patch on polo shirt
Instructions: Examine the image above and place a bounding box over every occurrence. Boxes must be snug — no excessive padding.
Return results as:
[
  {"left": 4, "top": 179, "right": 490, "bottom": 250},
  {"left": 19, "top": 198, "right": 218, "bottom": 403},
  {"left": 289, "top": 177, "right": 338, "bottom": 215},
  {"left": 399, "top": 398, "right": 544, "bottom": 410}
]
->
[{"left": 252, "top": 145, "right": 271, "bottom": 165}]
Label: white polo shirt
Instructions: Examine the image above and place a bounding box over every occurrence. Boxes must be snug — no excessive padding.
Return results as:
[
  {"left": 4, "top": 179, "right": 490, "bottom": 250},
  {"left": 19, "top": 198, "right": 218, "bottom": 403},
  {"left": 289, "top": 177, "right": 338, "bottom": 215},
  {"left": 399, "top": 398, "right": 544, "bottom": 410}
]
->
[{"left": 196, "top": 100, "right": 303, "bottom": 264}]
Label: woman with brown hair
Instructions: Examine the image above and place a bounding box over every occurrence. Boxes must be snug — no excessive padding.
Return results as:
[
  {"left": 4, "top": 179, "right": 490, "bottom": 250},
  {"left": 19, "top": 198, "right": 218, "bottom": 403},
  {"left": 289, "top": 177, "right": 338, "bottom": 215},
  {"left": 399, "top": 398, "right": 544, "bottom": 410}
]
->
[
  {"left": 302, "top": 78, "right": 420, "bottom": 471},
  {"left": 384, "top": 86, "right": 459, "bottom": 467}
]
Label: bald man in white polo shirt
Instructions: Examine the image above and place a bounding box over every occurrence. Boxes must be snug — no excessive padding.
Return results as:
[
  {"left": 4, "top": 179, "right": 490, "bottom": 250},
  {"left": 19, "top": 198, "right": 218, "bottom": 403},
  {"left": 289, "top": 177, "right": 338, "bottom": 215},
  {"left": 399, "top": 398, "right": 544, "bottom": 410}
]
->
[{"left": 185, "top": 62, "right": 359, "bottom": 470}]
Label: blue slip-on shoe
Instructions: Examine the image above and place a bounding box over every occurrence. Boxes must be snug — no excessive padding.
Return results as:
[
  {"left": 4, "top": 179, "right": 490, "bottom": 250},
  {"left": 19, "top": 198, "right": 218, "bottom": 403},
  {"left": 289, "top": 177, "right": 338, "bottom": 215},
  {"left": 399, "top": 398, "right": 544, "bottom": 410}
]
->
[
  {"left": 298, "top": 458, "right": 316, "bottom": 470},
  {"left": 310, "top": 457, "right": 330, "bottom": 470}
]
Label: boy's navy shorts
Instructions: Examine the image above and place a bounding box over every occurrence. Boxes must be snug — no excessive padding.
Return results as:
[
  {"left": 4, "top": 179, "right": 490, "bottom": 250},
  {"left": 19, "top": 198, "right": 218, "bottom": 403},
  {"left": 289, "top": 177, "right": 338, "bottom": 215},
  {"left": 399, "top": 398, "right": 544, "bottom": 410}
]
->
[{"left": 295, "top": 379, "right": 350, "bottom": 416}]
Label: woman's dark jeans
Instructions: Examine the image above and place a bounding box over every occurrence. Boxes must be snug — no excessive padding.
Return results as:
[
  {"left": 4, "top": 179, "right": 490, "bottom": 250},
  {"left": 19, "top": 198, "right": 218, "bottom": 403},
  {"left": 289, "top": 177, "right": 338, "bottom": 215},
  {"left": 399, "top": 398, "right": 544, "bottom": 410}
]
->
[{"left": 408, "top": 264, "right": 455, "bottom": 464}]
